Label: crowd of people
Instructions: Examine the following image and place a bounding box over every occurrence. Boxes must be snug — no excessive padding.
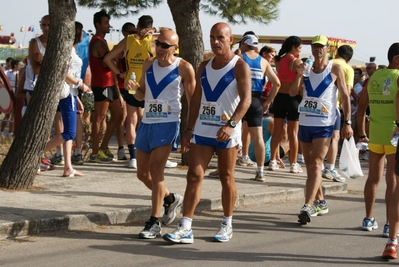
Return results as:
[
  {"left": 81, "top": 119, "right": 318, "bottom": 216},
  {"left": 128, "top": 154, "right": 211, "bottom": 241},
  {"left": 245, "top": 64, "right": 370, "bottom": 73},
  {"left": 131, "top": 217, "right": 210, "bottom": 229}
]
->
[{"left": 1, "top": 9, "right": 399, "bottom": 260}]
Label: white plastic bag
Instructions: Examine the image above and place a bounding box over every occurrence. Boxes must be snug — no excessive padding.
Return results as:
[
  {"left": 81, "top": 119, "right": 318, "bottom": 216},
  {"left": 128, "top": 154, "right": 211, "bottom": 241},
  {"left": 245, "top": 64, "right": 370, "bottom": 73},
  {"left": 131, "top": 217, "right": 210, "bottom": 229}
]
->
[{"left": 339, "top": 137, "right": 364, "bottom": 179}]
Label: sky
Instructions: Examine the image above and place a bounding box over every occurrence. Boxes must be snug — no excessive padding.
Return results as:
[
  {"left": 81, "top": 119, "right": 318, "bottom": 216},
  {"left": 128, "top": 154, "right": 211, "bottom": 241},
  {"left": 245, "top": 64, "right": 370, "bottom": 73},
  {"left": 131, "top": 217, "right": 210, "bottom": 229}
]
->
[{"left": 0, "top": 0, "right": 398, "bottom": 66}]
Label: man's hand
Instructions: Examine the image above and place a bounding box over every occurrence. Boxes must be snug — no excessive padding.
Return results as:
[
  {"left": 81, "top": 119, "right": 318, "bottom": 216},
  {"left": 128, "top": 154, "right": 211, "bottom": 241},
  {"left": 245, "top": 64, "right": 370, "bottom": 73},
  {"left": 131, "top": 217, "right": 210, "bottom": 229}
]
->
[
  {"left": 216, "top": 126, "right": 233, "bottom": 142},
  {"left": 182, "top": 130, "right": 193, "bottom": 153},
  {"left": 341, "top": 124, "right": 354, "bottom": 139}
]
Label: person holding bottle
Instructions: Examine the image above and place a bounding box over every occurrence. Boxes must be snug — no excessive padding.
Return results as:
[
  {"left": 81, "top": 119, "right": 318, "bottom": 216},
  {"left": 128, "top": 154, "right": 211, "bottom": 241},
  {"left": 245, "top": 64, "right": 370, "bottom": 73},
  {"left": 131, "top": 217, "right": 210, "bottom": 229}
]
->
[{"left": 357, "top": 43, "right": 399, "bottom": 255}]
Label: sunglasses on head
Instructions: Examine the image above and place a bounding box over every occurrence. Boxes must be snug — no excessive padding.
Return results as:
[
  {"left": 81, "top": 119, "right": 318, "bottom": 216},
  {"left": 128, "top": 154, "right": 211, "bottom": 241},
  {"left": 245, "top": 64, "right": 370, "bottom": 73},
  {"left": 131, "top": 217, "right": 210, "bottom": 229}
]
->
[{"left": 155, "top": 40, "right": 176, "bottom": 49}]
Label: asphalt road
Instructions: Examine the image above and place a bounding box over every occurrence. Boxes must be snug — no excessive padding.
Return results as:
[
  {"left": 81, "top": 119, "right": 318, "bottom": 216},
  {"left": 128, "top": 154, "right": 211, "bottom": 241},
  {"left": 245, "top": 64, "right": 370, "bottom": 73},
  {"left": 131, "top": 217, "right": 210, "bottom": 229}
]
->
[{"left": 0, "top": 188, "right": 393, "bottom": 267}]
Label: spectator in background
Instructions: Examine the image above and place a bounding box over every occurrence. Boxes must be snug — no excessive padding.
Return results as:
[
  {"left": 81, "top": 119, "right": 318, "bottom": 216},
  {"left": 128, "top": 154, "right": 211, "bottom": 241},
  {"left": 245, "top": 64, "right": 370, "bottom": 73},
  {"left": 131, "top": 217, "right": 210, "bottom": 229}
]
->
[
  {"left": 0, "top": 59, "right": 22, "bottom": 137},
  {"left": 269, "top": 36, "right": 303, "bottom": 174},
  {"left": 321, "top": 45, "right": 354, "bottom": 182},
  {"left": 2, "top": 57, "right": 13, "bottom": 73}
]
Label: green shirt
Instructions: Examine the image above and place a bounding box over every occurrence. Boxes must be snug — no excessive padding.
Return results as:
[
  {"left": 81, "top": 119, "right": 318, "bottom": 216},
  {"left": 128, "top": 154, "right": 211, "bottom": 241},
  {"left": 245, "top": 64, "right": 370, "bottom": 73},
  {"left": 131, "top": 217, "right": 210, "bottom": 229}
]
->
[{"left": 368, "top": 68, "right": 399, "bottom": 145}]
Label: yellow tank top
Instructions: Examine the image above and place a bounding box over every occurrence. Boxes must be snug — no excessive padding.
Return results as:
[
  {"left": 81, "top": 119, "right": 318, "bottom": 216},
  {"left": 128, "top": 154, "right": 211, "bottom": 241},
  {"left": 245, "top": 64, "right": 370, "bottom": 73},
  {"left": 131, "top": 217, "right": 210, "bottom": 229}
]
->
[{"left": 125, "top": 35, "right": 154, "bottom": 83}]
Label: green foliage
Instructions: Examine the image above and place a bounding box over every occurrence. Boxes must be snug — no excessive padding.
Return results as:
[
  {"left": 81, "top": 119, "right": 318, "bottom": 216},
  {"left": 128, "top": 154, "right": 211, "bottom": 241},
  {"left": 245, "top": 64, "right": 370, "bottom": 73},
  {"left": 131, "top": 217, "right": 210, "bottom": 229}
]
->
[
  {"left": 76, "top": 0, "right": 164, "bottom": 17},
  {"left": 77, "top": 0, "right": 280, "bottom": 24},
  {"left": 201, "top": 0, "right": 281, "bottom": 24}
]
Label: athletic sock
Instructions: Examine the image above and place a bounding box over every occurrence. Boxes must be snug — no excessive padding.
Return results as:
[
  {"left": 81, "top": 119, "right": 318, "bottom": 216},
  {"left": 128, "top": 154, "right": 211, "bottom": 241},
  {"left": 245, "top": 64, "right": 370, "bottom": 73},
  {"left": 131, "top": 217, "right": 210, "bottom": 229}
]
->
[
  {"left": 163, "top": 193, "right": 175, "bottom": 205},
  {"left": 181, "top": 217, "right": 192, "bottom": 230},
  {"left": 222, "top": 216, "right": 232, "bottom": 227},
  {"left": 128, "top": 144, "right": 136, "bottom": 159}
]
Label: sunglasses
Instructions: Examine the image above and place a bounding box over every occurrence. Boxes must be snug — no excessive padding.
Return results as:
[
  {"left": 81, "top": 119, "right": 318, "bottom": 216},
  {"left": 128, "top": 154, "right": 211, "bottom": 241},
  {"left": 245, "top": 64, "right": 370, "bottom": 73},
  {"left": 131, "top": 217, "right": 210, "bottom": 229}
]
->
[{"left": 155, "top": 40, "right": 176, "bottom": 49}]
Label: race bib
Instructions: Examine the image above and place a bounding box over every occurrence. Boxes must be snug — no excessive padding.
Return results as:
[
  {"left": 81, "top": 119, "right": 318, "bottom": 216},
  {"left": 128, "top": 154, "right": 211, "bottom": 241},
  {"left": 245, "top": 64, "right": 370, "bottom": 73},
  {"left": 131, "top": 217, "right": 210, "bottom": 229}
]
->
[
  {"left": 145, "top": 99, "right": 169, "bottom": 119},
  {"left": 298, "top": 97, "right": 329, "bottom": 116},
  {"left": 199, "top": 101, "right": 221, "bottom": 123}
]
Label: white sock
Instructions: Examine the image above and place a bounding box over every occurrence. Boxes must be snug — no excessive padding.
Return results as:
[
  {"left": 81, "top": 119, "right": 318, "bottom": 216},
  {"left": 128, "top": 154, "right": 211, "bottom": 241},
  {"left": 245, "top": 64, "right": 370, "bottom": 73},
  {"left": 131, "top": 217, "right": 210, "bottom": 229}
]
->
[
  {"left": 388, "top": 238, "right": 398, "bottom": 245},
  {"left": 222, "top": 216, "right": 232, "bottom": 227},
  {"left": 56, "top": 148, "right": 63, "bottom": 156},
  {"left": 74, "top": 148, "right": 82, "bottom": 156},
  {"left": 242, "top": 155, "right": 249, "bottom": 159},
  {"left": 325, "top": 163, "right": 334, "bottom": 170},
  {"left": 181, "top": 216, "right": 192, "bottom": 230},
  {"left": 257, "top": 166, "right": 264, "bottom": 172}
]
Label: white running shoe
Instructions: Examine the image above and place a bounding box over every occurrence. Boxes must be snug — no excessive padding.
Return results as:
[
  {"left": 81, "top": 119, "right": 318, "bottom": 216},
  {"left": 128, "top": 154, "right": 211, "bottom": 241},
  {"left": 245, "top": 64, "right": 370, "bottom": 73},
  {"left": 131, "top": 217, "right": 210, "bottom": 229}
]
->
[
  {"left": 128, "top": 158, "right": 137, "bottom": 169},
  {"left": 165, "top": 160, "right": 178, "bottom": 168},
  {"left": 290, "top": 163, "right": 303, "bottom": 173}
]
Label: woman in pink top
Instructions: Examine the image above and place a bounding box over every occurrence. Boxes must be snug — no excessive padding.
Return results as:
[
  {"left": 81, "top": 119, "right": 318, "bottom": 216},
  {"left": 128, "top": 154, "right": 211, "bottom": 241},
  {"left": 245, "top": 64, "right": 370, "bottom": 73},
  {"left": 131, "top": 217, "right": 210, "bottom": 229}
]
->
[{"left": 268, "top": 36, "right": 303, "bottom": 173}]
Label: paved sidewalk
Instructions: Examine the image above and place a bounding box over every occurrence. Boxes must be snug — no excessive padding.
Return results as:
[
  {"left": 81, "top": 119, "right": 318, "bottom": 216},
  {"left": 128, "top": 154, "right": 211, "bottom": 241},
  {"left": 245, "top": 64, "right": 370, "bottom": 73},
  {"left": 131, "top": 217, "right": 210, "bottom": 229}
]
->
[{"left": 0, "top": 145, "right": 360, "bottom": 240}]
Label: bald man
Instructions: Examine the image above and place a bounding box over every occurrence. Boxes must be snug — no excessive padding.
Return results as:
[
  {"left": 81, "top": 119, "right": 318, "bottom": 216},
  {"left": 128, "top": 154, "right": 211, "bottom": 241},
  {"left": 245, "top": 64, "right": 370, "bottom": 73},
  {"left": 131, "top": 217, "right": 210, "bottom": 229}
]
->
[
  {"left": 163, "top": 22, "right": 251, "bottom": 243},
  {"left": 126, "top": 29, "right": 196, "bottom": 239}
]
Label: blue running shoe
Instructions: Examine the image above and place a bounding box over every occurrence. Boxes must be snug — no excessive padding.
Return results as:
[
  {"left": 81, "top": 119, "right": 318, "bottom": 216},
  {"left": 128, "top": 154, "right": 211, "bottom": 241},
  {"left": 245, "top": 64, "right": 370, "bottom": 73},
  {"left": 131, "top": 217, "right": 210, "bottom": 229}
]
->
[{"left": 163, "top": 224, "right": 194, "bottom": 244}]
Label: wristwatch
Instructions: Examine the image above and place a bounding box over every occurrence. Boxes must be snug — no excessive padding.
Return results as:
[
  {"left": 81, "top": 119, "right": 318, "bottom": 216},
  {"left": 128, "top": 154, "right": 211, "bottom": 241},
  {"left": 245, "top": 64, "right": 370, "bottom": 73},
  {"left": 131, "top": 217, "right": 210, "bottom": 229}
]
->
[
  {"left": 227, "top": 119, "right": 237, "bottom": 128},
  {"left": 344, "top": 120, "right": 352, "bottom": 125}
]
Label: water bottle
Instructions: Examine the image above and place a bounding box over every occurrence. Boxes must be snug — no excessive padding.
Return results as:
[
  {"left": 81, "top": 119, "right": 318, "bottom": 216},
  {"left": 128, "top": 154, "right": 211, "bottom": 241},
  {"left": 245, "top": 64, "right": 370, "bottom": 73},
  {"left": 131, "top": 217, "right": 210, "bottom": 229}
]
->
[
  {"left": 391, "top": 133, "right": 399, "bottom": 146},
  {"left": 128, "top": 72, "right": 136, "bottom": 95},
  {"left": 356, "top": 142, "right": 368, "bottom": 151},
  {"left": 303, "top": 55, "right": 314, "bottom": 77}
]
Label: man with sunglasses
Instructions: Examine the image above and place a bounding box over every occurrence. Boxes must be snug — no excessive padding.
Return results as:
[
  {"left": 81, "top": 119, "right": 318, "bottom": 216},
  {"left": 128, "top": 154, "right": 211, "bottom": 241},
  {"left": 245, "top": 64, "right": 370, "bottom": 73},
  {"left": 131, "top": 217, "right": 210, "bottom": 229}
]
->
[
  {"left": 125, "top": 29, "right": 196, "bottom": 239},
  {"left": 289, "top": 35, "right": 352, "bottom": 225},
  {"left": 104, "top": 16, "right": 172, "bottom": 169},
  {"left": 163, "top": 22, "right": 251, "bottom": 244}
]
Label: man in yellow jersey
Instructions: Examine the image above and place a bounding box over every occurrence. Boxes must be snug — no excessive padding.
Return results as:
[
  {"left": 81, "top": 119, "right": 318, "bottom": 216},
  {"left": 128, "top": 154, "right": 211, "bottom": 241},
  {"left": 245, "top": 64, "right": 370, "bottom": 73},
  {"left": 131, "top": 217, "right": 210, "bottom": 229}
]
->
[
  {"left": 321, "top": 45, "right": 354, "bottom": 183},
  {"left": 357, "top": 44, "right": 399, "bottom": 258},
  {"left": 104, "top": 16, "right": 171, "bottom": 169}
]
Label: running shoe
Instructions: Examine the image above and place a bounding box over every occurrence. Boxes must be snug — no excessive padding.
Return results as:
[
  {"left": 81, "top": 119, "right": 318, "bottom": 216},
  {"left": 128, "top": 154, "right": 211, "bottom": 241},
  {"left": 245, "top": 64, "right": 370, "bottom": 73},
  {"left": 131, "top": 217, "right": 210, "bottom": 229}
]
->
[
  {"left": 212, "top": 223, "right": 233, "bottom": 242},
  {"left": 322, "top": 169, "right": 345, "bottom": 182},
  {"left": 311, "top": 200, "right": 329, "bottom": 217},
  {"left": 208, "top": 170, "right": 219, "bottom": 178},
  {"left": 268, "top": 160, "right": 279, "bottom": 171},
  {"left": 165, "top": 160, "right": 178, "bottom": 168},
  {"left": 298, "top": 204, "right": 315, "bottom": 225},
  {"left": 162, "top": 193, "right": 183, "bottom": 225},
  {"left": 163, "top": 224, "right": 194, "bottom": 244},
  {"left": 89, "top": 150, "right": 113, "bottom": 163},
  {"left": 381, "top": 224, "right": 399, "bottom": 238},
  {"left": 127, "top": 158, "right": 137, "bottom": 169},
  {"left": 362, "top": 217, "right": 378, "bottom": 231},
  {"left": 236, "top": 156, "right": 257, "bottom": 167},
  {"left": 41, "top": 157, "right": 55, "bottom": 170},
  {"left": 71, "top": 154, "right": 84, "bottom": 165},
  {"left": 138, "top": 220, "right": 161, "bottom": 239},
  {"left": 117, "top": 147, "right": 127, "bottom": 160},
  {"left": 382, "top": 243, "right": 398, "bottom": 259},
  {"left": 50, "top": 154, "right": 64, "bottom": 165},
  {"left": 103, "top": 148, "right": 117, "bottom": 162},
  {"left": 255, "top": 171, "right": 265, "bottom": 182},
  {"left": 290, "top": 163, "right": 303, "bottom": 173}
]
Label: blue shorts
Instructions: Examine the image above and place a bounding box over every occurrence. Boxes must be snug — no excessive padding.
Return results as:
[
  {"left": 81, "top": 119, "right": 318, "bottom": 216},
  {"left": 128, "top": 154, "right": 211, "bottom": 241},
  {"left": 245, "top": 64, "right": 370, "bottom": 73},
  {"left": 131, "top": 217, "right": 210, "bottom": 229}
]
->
[
  {"left": 24, "top": 89, "right": 33, "bottom": 96},
  {"left": 333, "top": 107, "right": 341, "bottom": 131},
  {"left": 192, "top": 135, "right": 240, "bottom": 149},
  {"left": 299, "top": 125, "right": 334, "bottom": 143},
  {"left": 120, "top": 88, "right": 144, "bottom": 108},
  {"left": 136, "top": 121, "right": 179, "bottom": 153}
]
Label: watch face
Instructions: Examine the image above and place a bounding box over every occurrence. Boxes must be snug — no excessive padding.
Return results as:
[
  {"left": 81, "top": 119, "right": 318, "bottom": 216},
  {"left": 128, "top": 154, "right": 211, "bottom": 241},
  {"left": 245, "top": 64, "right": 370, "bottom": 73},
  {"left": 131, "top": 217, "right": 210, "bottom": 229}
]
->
[
  {"left": 345, "top": 120, "right": 352, "bottom": 125},
  {"left": 229, "top": 120, "right": 237, "bottom": 128}
]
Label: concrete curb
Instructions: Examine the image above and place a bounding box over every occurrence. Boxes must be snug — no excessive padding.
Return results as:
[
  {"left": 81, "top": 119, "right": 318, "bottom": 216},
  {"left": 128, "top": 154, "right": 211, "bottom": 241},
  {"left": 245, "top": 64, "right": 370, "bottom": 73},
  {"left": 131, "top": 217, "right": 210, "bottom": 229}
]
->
[{"left": 0, "top": 183, "right": 347, "bottom": 240}]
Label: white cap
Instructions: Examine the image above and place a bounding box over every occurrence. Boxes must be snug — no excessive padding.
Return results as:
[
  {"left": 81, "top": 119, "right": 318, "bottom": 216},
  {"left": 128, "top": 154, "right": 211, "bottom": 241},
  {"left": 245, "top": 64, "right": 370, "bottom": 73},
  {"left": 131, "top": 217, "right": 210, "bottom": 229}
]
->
[{"left": 239, "top": 35, "right": 258, "bottom": 47}]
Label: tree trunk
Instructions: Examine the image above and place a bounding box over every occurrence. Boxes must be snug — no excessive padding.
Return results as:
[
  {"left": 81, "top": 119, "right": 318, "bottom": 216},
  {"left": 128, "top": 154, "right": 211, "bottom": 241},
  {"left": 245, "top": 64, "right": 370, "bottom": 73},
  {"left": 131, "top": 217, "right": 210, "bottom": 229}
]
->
[
  {"left": 167, "top": 0, "right": 203, "bottom": 166},
  {"left": 0, "top": 0, "right": 76, "bottom": 190}
]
